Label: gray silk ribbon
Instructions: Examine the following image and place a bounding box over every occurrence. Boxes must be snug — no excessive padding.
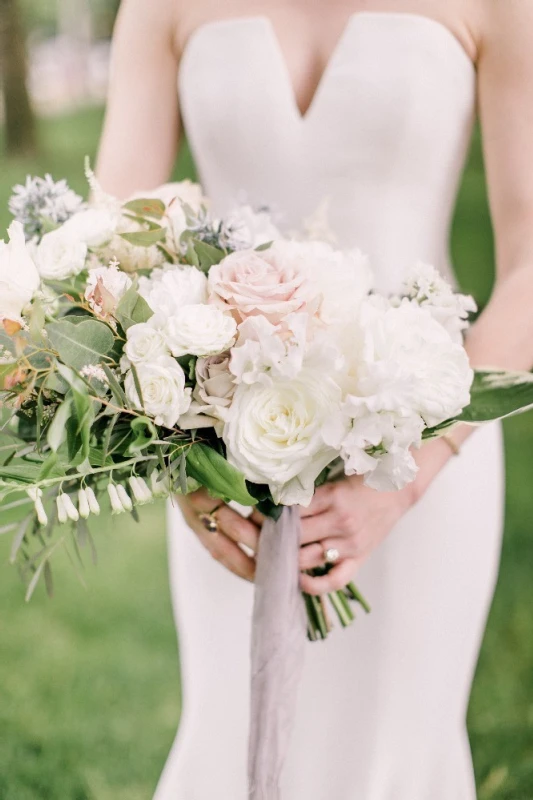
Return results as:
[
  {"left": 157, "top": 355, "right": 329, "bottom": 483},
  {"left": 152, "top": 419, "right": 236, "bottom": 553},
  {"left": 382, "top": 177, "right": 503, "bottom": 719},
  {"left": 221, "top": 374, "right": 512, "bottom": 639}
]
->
[{"left": 248, "top": 506, "right": 308, "bottom": 799}]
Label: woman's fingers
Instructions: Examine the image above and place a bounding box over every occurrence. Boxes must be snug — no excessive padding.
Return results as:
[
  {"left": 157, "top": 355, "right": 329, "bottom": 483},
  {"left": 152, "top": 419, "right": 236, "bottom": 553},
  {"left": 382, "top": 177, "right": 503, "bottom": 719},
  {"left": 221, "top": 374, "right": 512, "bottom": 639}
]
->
[
  {"left": 182, "top": 487, "right": 224, "bottom": 513},
  {"left": 299, "top": 484, "right": 336, "bottom": 518},
  {"left": 198, "top": 527, "right": 256, "bottom": 581},
  {"left": 300, "top": 558, "right": 359, "bottom": 596},
  {"left": 300, "top": 511, "right": 339, "bottom": 545},
  {"left": 299, "top": 538, "right": 353, "bottom": 571},
  {"left": 216, "top": 506, "right": 260, "bottom": 552}
]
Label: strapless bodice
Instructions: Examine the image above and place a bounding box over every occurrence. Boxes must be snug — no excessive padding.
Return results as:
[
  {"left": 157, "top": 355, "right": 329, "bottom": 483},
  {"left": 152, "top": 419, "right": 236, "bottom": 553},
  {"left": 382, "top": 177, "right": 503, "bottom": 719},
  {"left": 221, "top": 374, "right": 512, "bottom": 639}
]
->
[{"left": 178, "top": 12, "right": 476, "bottom": 292}]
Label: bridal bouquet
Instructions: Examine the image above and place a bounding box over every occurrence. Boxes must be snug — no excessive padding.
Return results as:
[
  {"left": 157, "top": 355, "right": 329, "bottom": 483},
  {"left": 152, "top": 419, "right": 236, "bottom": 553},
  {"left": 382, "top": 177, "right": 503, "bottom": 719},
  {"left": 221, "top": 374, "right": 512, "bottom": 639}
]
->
[{"left": 1, "top": 170, "right": 533, "bottom": 634}]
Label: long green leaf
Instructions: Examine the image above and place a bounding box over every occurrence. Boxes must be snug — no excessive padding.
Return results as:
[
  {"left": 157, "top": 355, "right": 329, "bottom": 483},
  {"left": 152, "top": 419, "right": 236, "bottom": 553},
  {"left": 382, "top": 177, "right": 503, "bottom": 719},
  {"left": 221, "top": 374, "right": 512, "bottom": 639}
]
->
[
  {"left": 186, "top": 443, "right": 257, "bottom": 506},
  {"left": 459, "top": 370, "right": 533, "bottom": 423}
]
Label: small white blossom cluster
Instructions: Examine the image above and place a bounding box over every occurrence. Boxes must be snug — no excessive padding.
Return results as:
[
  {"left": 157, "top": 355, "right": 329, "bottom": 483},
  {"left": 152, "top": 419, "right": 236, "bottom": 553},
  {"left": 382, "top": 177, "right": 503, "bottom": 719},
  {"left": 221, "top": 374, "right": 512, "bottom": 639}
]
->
[{"left": 9, "top": 174, "right": 84, "bottom": 240}]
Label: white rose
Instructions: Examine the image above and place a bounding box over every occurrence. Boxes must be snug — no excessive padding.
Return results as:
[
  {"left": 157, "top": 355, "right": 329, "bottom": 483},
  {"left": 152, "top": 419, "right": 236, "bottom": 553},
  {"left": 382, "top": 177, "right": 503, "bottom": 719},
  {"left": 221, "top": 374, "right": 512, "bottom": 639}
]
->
[
  {"left": 138, "top": 266, "right": 207, "bottom": 323},
  {"left": 355, "top": 300, "right": 473, "bottom": 427},
  {"left": 223, "top": 371, "right": 341, "bottom": 506},
  {"left": 124, "top": 355, "right": 191, "bottom": 428},
  {"left": 0, "top": 221, "right": 41, "bottom": 324},
  {"left": 269, "top": 240, "right": 373, "bottom": 325},
  {"left": 62, "top": 208, "right": 117, "bottom": 248},
  {"left": 124, "top": 322, "right": 169, "bottom": 363},
  {"left": 35, "top": 226, "right": 88, "bottom": 280},
  {"left": 85, "top": 264, "right": 133, "bottom": 315},
  {"left": 163, "top": 304, "right": 237, "bottom": 357}
]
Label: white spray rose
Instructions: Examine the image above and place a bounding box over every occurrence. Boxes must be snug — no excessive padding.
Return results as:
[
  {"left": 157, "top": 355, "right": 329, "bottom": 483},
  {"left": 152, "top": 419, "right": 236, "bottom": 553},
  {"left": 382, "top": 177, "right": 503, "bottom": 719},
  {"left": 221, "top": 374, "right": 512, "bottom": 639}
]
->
[
  {"left": 124, "top": 322, "right": 169, "bottom": 364},
  {"left": 85, "top": 264, "right": 133, "bottom": 315},
  {"left": 163, "top": 304, "right": 237, "bottom": 357},
  {"left": 138, "top": 266, "right": 207, "bottom": 323},
  {"left": 62, "top": 208, "right": 117, "bottom": 249},
  {"left": 0, "top": 221, "right": 41, "bottom": 324},
  {"left": 223, "top": 371, "right": 341, "bottom": 506},
  {"left": 35, "top": 226, "right": 88, "bottom": 280},
  {"left": 124, "top": 355, "right": 191, "bottom": 428}
]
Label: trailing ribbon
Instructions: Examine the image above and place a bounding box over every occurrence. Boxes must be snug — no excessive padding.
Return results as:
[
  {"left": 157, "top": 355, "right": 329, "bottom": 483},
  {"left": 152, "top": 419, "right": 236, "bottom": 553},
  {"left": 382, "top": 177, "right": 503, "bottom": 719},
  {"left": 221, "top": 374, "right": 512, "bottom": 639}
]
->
[{"left": 248, "top": 506, "right": 307, "bottom": 799}]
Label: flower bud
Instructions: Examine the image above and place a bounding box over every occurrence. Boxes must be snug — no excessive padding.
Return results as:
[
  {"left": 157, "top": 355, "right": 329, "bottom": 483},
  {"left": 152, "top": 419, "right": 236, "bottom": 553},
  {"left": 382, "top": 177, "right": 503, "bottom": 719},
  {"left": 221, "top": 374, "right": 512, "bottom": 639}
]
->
[
  {"left": 85, "top": 486, "right": 100, "bottom": 515},
  {"left": 35, "top": 497, "right": 48, "bottom": 527},
  {"left": 61, "top": 493, "right": 79, "bottom": 522},
  {"left": 150, "top": 469, "right": 170, "bottom": 498},
  {"left": 116, "top": 483, "right": 133, "bottom": 512},
  {"left": 56, "top": 494, "right": 68, "bottom": 524},
  {"left": 78, "top": 489, "right": 91, "bottom": 519},
  {"left": 129, "top": 476, "right": 152, "bottom": 505},
  {"left": 107, "top": 483, "right": 124, "bottom": 514}
]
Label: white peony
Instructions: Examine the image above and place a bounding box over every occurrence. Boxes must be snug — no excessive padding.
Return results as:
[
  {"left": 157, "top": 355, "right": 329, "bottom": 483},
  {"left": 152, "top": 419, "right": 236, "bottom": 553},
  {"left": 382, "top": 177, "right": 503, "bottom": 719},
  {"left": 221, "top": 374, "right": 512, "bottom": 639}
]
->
[
  {"left": 223, "top": 371, "right": 341, "bottom": 506},
  {"left": 124, "top": 322, "right": 169, "bottom": 363},
  {"left": 85, "top": 264, "right": 133, "bottom": 315},
  {"left": 138, "top": 266, "right": 207, "bottom": 323},
  {"left": 0, "top": 221, "right": 41, "bottom": 324},
  {"left": 35, "top": 226, "right": 88, "bottom": 280},
  {"left": 402, "top": 261, "right": 477, "bottom": 343},
  {"left": 267, "top": 240, "right": 374, "bottom": 325},
  {"left": 355, "top": 299, "right": 473, "bottom": 427},
  {"left": 62, "top": 208, "right": 117, "bottom": 249},
  {"left": 163, "top": 304, "right": 237, "bottom": 357},
  {"left": 124, "top": 355, "right": 191, "bottom": 428}
]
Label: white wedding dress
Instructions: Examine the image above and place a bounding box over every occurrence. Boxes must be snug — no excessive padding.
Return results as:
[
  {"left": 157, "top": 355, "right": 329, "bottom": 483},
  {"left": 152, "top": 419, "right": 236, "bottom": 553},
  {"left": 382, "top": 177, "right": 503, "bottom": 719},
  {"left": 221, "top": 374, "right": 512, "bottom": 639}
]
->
[{"left": 155, "top": 13, "right": 504, "bottom": 799}]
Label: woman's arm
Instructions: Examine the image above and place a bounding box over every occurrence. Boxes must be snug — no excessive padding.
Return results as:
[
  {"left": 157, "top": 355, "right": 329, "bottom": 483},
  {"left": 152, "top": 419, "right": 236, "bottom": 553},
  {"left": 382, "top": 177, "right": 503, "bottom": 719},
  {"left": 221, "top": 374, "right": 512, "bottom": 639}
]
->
[
  {"left": 95, "top": 0, "right": 181, "bottom": 197},
  {"left": 300, "top": 2, "right": 533, "bottom": 595}
]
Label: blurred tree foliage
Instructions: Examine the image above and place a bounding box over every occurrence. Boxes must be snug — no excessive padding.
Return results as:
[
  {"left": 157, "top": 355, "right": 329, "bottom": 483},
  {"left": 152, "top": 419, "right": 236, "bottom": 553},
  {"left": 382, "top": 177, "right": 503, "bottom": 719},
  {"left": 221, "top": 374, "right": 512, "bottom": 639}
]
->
[
  {"left": 20, "top": 0, "right": 119, "bottom": 39},
  {"left": 0, "top": 0, "right": 37, "bottom": 156}
]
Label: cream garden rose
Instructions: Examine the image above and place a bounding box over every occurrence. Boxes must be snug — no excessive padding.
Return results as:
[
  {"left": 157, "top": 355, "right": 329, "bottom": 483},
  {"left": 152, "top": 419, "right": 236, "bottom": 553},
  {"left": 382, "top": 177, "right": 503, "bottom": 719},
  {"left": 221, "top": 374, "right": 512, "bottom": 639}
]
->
[
  {"left": 208, "top": 247, "right": 314, "bottom": 324},
  {"left": 124, "top": 355, "right": 191, "bottom": 428},
  {"left": 223, "top": 371, "right": 341, "bottom": 505},
  {"left": 0, "top": 221, "right": 41, "bottom": 324},
  {"left": 163, "top": 304, "right": 237, "bottom": 357},
  {"left": 35, "top": 226, "right": 88, "bottom": 280},
  {"left": 62, "top": 208, "right": 117, "bottom": 249},
  {"left": 138, "top": 266, "right": 207, "bottom": 323},
  {"left": 124, "top": 322, "right": 169, "bottom": 364}
]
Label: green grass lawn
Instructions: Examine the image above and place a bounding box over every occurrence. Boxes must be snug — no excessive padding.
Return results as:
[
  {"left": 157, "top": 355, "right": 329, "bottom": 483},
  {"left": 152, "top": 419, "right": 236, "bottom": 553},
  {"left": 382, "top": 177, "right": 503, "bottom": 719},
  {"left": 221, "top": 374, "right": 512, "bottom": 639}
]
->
[{"left": 1, "top": 107, "right": 533, "bottom": 799}]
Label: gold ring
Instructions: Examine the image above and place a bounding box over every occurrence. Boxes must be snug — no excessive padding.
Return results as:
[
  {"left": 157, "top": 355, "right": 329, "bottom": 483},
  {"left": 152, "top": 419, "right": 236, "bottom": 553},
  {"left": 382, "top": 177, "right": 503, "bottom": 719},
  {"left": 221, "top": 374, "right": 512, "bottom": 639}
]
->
[{"left": 198, "top": 504, "right": 223, "bottom": 534}]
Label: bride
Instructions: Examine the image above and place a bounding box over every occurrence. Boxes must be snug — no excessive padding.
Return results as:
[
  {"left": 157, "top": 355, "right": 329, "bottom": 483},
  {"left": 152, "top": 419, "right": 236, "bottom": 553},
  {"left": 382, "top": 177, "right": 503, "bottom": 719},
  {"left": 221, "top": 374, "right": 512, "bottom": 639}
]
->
[{"left": 96, "top": 1, "right": 533, "bottom": 797}]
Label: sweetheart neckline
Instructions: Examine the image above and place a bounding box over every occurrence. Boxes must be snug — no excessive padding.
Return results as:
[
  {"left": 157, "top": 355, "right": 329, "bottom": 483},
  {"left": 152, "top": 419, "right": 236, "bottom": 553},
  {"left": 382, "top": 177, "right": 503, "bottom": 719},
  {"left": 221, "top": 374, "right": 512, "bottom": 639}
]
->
[{"left": 179, "top": 11, "right": 476, "bottom": 123}]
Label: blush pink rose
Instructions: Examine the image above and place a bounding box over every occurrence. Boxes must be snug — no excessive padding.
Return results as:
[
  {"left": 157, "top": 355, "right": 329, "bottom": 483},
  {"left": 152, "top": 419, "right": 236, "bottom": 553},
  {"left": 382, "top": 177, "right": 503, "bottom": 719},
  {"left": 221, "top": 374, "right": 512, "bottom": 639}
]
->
[{"left": 207, "top": 246, "right": 315, "bottom": 324}]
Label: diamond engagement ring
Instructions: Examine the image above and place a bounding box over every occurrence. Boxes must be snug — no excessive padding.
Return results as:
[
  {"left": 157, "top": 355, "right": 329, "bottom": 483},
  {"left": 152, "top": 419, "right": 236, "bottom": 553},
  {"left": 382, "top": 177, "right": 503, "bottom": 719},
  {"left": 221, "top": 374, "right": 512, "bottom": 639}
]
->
[
  {"left": 198, "top": 505, "right": 223, "bottom": 534},
  {"left": 324, "top": 547, "right": 340, "bottom": 565}
]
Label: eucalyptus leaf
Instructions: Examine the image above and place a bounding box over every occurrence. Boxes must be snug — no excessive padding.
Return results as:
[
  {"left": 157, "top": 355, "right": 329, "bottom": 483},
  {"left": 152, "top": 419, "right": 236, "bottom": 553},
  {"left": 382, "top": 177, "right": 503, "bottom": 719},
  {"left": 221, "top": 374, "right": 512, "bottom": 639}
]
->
[
  {"left": 115, "top": 284, "right": 153, "bottom": 331},
  {"left": 186, "top": 443, "right": 257, "bottom": 506},
  {"left": 192, "top": 239, "right": 226, "bottom": 272},
  {"left": 122, "top": 198, "right": 166, "bottom": 219},
  {"left": 119, "top": 227, "right": 167, "bottom": 247},
  {"left": 46, "top": 319, "right": 114, "bottom": 371}
]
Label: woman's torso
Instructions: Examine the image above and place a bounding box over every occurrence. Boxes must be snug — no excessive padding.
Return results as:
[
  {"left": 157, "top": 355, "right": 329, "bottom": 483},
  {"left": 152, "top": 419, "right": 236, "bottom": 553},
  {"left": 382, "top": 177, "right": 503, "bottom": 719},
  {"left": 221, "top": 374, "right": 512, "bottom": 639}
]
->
[{"left": 175, "top": 1, "right": 481, "bottom": 292}]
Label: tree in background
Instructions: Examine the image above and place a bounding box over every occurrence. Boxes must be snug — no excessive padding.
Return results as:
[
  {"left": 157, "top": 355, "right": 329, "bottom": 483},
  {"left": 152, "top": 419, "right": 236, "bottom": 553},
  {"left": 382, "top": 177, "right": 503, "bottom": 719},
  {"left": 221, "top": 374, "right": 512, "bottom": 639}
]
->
[{"left": 0, "top": 0, "right": 38, "bottom": 157}]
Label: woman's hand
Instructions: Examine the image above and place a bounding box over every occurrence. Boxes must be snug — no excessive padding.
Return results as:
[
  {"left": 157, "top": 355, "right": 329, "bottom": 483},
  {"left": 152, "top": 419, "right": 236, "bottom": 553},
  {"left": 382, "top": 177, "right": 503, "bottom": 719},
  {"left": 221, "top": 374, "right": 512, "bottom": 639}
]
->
[
  {"left": 299, "top": 438, "right": 457, "bottom": 595},
  {"left": 177, "top": 489, "right": 260, "bottom": 581}
]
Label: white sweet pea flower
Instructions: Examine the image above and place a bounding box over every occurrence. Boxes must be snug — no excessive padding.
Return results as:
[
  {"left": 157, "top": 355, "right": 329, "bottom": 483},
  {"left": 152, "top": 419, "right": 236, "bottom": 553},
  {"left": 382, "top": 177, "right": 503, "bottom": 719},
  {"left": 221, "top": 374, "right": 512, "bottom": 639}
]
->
[
  {"left": 230, "top": 314, "right": 308, "bottom": 386},
  {"left": 62, "top": 208, "right": 117, "bottom": 249},
  {"left": 163, "top": 304, "right": 237, "bottom": 358},
  {"left": 138, "top": 266, "right": 207, "bottom": 323},
  {"left": 0, "top": 221, "right": 41, "bottom": 324},
  {"left": 85, "top": 264, "right": 133, "bottom": 315},
  {"left": 124, "top": 355, "right": 192, "bottom": 428},
  {"left": 124, "top": 322, "right": 169, "bottom": 364},
  {"left": 223, "top": 371, "right": 341, "bottom": 506},
  {"left": 35, "top": 226, "right": 88, "bottom": 280}
]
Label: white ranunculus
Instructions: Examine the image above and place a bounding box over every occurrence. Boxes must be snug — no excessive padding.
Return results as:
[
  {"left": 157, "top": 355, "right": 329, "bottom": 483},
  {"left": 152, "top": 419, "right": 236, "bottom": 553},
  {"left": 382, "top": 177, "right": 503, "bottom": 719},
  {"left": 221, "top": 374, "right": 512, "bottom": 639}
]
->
[
  {"left": 138, "top": 266, "right": 208, "bottom": 323},
  {"left": 62, "top": 208, "right": 117, "bottom": 249},
  {"left": 35, "top": 226, "right": 88, "bottom": 280},
  {"left": 355, "top": 299, "right": 473, "bottom": 427},
  {"left": 124, "top": 355, "right": 191, "bottom": 428},
  {"left": 85, "top": 264, "right": 133, "bottom": 315},
  {"left": 0, "top": 221, "right": 41, "bottom": 324},
  {"left": 124, "top": 322, "right": 169, "bottom": 364},
  {"left": 163, "top": 304, "right": 237, "bottom": 357},
  {"left": 223, "top": 371, "right": 341, "bottom": 506},
  {"left": 268, "top": 240, "right": 374, "bottom": 325}
]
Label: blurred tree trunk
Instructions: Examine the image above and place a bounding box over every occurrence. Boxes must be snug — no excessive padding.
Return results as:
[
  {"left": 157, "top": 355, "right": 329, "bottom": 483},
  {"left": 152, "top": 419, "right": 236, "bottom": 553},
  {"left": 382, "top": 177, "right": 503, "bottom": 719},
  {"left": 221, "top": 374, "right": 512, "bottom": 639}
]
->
[{"left": 0, "top": 0, "right": 38, "bottom": 157}]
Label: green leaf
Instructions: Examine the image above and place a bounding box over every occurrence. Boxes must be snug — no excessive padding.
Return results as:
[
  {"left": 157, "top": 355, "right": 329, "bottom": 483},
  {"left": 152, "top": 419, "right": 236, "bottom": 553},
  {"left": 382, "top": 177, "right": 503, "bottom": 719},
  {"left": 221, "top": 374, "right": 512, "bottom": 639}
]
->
[
  {"left": 0, "top": 463, "right": 43, "bottom": 483},
  {"left": 192, "top": 239, "right": 226, "bottom": 272},
  {"left": 10, "top": 514, "right": 33, "bottom": 563},
  {"left": 119, "top": 227, "right": 167, "bottom": 247},
  {"left": 28, "top": 300, "right": 46, "bottom": 344},
  {"left": 47, "top": 397, "right": 73, "bottom": 452},
  {"left": 184, "top": 239, "right": 200, "bottom": 268},
  {"left": 459, "top": 370, "right": 533, "bottom": 423},
  {"left": 88, "top": 447, "right": 114, "bottom": 467},
  {"left": 46, "top": 319, "right": 114, "bottom": 371},
  {"left": 122, "top": 198, "right": 166, "bottom": 219},
  {"left": 115, "top": 283, "right": 154, "bottom": 331},
  {"left": 255, "top": 241, "right": 273, "bottom": 252},
  {"left": 126, "top": 416, "right": 158, "bottom": 455},
  {"left": 38, "top": 452, "right": 65, "bottom": 480},
  {"left": 185, "top": 443, "right": 257, "bottom": 506},
  {"left": 101, "top": 364, "right": 126, "bottom": 407}
]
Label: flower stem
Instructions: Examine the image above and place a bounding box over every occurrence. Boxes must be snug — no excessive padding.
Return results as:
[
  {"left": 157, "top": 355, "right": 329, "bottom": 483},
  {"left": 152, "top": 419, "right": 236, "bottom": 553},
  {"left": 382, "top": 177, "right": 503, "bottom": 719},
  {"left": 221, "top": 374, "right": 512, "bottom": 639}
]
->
[{"left": 346, "top": 581, "right": 371, "bottom": 614}]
